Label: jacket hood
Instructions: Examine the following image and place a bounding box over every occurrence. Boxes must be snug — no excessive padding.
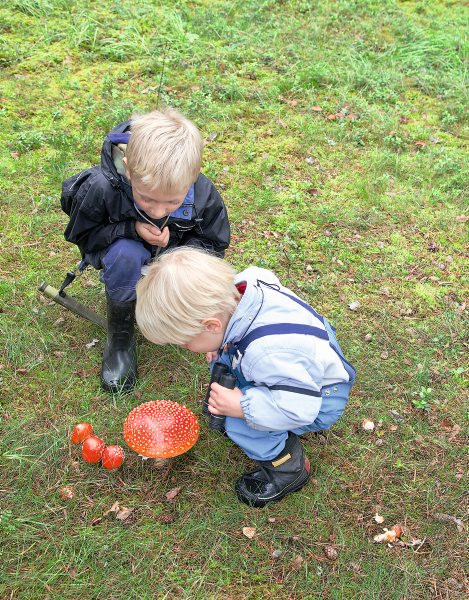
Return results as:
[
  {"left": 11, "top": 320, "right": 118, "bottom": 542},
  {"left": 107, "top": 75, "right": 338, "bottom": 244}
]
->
[
  {"left": 235, "top": 266, "right": 281, "bottom": 288},
  {"left": 221, "top": 267, "right": 281, "bottom": 347},
  {"left": 100, "top": 120, "right": 133, "bottom": 199}
]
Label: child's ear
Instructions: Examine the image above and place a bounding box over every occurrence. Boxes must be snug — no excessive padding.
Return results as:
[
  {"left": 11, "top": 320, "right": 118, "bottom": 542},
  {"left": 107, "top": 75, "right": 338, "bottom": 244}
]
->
[{"left": 202, "top": 318, "right": 223, "bottom": 333}]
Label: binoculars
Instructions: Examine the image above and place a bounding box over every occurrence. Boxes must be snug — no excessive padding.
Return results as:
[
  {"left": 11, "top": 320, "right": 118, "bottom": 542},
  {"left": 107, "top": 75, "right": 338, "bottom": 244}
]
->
[{"left": 203, "top": 362, "right": 236, "bottom": 432}]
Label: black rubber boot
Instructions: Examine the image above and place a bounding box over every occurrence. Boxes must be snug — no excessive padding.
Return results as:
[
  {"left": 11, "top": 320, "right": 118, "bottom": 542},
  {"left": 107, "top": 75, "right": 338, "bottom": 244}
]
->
[
  {"left": 235, "top": 433, "right": 310, "bottom": 508},
  {"left": 101, "top": 295, "right": 137, "bottom": 394}
]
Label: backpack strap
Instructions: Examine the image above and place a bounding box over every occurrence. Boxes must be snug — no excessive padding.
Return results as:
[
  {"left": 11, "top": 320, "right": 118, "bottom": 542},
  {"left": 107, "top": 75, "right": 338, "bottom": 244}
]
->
[
  {"left": 230, "top": 322, "right": 327, "bottom": 396},
  {"left": 236, "top": 323, "right": 328, "bottom": 355},
  {"left": 231, "top": 283, "right": 356, "bottom": 382},
  {"left": 255, "top": 285, "right": 352, "bottom": 366}
]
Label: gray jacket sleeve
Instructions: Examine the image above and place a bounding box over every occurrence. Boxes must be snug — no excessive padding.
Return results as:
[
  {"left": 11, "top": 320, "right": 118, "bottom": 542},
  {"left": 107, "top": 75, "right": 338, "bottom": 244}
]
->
[{"left": 238, "top": 346, "right": 324, "bottom": 431}]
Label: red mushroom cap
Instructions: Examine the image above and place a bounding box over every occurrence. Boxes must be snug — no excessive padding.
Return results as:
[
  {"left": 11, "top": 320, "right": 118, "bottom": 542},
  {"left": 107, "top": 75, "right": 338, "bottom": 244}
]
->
[
  {"left": 71, "top": 423, "right": 94, "bottom": 444},
  {"left": 101, "top": 445, "right": 125, "bottom": 470},
  {"left": 82, "top": 435, "right": 105, "bottom": 464},
  {"left": 123, "top": 400, "right": 200, "bottom": 459}
]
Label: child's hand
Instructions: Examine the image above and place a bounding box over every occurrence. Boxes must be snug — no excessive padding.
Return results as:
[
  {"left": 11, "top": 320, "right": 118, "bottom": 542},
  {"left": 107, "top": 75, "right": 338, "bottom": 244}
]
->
[
  {"left": 135, "top": 222, "right": 170, "bottom": 247},
  {"left": 205, "top": 351, "right": 219, "bottom": 363},
  {"left": 208, "top": 383, "right": 244, "bottom": 419}
]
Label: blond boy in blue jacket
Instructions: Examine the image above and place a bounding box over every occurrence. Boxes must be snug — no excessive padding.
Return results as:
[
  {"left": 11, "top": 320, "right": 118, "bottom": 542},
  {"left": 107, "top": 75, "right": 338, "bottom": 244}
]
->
[{"left": 136, "top": 248, "right": 355, "bottom": 507}]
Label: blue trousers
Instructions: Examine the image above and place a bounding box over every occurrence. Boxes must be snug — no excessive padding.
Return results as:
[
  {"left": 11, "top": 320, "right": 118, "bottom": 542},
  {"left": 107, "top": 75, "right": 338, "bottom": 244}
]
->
[
  {"left": 85, "top": 239, "right": 151, "bottom": 302},
  {"left": 218, "top": 320, "right": 355, "bottom": 461}
]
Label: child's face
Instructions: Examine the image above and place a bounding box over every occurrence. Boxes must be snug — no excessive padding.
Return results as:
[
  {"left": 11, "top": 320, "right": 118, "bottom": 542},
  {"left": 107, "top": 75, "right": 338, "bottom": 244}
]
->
[
  {"left": 130, "top": 177, "right": 187, "bottom": 220},
  {"left": 182, "top": 329, "right": 225, "bottom": 354},
  {"left": 181, "top": 315, "right": 229, "bottom": 354}
]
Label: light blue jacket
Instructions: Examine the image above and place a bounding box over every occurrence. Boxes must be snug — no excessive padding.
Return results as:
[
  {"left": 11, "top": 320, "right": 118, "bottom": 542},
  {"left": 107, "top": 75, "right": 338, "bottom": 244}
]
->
[{"left": 222, "top": 267, "right": 351, "bottom": 432}]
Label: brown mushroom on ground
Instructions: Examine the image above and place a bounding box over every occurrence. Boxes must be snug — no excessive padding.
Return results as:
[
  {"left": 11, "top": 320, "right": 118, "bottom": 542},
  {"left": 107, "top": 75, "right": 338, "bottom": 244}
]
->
[{"left": 123, "top": 400, "right": 200, "bottom": 459}]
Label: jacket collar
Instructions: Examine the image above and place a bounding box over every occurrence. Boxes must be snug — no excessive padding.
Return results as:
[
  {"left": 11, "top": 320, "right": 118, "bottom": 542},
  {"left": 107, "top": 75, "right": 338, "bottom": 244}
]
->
[
  {"left": 100, "top": 120, "right": 133, "bottom": 198},
  {"left": 223, "top": 282, "right": 263, "bottom": 346},
  {"left": 101, "top": 121, "right": 195, "bottom": 221}
]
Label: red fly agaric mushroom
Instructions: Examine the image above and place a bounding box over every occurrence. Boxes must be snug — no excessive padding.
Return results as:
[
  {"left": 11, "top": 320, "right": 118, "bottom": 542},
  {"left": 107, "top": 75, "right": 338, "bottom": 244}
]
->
[
  {"left": 71, "top": 423, "right": 93, "bottom": 444},
  {"left": 82, "top": 435, "right": 105, "bottom": 464},
  {"left": 123, "top": 400, "right": 200, "bottom": 458},
  {"left": 102, "top": 445, "right": 125, "bottom": 470}
]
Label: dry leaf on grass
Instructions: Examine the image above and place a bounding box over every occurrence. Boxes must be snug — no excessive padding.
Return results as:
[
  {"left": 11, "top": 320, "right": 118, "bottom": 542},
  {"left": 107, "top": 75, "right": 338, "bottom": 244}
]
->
[
  {"left": 290, "top": 555, "right": 305, "bottom": 569},
  {"left": 115, "top": 506, "right": 134, "bottom": 522},
  {"left": 103, "top": 501, "right": 120, "bottom": 516},
  {"left": 242, "top": 527, "right": 256, "bottom": 539},
  {"left": 165, "top": 487, "right": 181, "bottom": 501},
  {"left": 102, "top": 501, "right": 135, "bottom": 523}
]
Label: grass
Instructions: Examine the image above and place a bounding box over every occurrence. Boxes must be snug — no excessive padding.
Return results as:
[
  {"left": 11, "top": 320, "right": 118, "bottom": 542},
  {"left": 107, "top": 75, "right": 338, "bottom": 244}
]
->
[{"left": 0, "top": 0, "right": 468, "bottom": 598}]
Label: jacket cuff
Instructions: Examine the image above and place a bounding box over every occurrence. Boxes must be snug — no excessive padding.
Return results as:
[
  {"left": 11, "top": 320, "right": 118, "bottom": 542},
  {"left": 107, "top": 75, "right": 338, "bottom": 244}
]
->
[
  {"left": 240, "top": 394, "right": 259, "bottom": 430},
  {"left": 124, "top": 220, "right": 139, "bottom": 240}
]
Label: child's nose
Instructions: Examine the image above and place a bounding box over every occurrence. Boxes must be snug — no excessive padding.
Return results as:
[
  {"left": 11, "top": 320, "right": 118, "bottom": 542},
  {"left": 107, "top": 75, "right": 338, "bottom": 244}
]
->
[{"left": 151, "top": 207, "right": 168, "bottom": 219}]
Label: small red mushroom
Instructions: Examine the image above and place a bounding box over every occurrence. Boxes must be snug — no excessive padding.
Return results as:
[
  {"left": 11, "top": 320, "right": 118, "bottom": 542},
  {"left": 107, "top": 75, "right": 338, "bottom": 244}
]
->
[
  {"left": 82, "top": 435, "right": 105, "bottom": 464},
  {"left": 390, "top": 524, "right": 403, "bottom": 538},
  {"left": 102, "top": 445, "right": 125, "bottom": 470},
  {"left": 123, "top": 400, "right": 200, "bottom": 459},
  {"left": 71, "top": 423, "right": 93, "bottom": 444}
]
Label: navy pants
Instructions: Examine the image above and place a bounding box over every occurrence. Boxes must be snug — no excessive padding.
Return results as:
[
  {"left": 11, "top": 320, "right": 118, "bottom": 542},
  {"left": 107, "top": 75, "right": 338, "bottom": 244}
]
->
[{"left": 85, "top": 239, "right": 150, "bottom": 302}]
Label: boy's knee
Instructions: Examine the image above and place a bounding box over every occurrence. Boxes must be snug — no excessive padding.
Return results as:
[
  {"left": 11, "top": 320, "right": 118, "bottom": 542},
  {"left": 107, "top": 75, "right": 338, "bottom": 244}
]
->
[
  {"left": 101, "top": 240, "right": 151, "bottom": 301},
  {"left": 104, "top": 239, "right": 150, "bottom": 271}
]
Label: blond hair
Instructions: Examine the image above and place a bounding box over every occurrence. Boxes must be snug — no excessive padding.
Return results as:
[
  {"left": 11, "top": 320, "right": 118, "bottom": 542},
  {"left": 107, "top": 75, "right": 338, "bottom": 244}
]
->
[
  {"left": 125, "top": 108, "right": 203, "bottom": 193},
  {"left": 136, "top": 248, "right": 240, "bottom": 345}
]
